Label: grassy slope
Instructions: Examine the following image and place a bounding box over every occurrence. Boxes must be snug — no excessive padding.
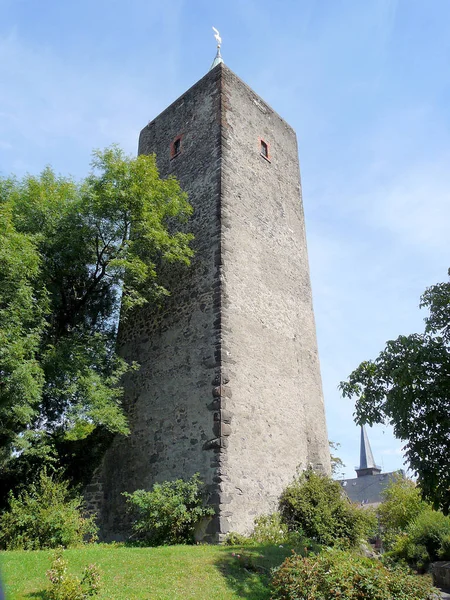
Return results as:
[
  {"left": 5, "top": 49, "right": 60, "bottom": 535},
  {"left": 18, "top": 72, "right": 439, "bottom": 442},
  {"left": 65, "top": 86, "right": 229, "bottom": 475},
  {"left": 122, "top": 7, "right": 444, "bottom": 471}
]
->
[{"left": 1, "top": 544, "right": 294, "bottom": 600}]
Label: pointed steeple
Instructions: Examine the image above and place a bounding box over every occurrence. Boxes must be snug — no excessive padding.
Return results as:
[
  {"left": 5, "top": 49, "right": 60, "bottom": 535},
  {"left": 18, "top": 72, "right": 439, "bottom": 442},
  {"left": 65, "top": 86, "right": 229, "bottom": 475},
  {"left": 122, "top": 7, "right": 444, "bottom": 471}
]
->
[{"left": 355, "top": 425, "right": 382, "bottom": 477}]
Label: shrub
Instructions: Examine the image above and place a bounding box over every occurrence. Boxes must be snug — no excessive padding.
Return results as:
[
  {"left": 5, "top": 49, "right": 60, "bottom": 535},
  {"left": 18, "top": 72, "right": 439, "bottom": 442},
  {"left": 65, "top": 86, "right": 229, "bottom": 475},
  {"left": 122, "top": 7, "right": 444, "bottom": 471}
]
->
[
  {"left": 46, "top": 548, "right": 101, "bottom": 599},
  {"left": 123, "top": 473, "right": 214, "bottom": 546},
  {"left": 226, "top": 512, "right": 311, "bottom": 548},
  {"left": 378, "top": 474, "right": 428, "bottom": 550},
  {"left": 271, "top": 548, "right": 439, "bottom": 600},
  {"left": 391, "top": 508, "right": 450, "bottom": 570},
  {"left": 225, "top": 531, "right": 251, "bottom": 546},
  {"left": 0, "top": 471, "right": 97, "bottom": 550},
  {"left": 279, "top": 469, "right": 377, "bottom": 547},
  {"left": 439, "top": 533, "right": 450, "bottom": 559},
  {"left": 251, "top": 513, "right": 292, "bottom": 545}
]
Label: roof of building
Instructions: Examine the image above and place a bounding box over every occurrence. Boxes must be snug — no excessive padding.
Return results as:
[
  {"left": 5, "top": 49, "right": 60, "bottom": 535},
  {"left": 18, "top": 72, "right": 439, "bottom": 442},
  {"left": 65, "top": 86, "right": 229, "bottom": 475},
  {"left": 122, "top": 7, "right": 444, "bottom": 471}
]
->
[
  {"left": 340, "top": 471, "right": 401, "bottom": 506},
  {"left": 338, "top": 425, "right": 404, "bottom": 505}
]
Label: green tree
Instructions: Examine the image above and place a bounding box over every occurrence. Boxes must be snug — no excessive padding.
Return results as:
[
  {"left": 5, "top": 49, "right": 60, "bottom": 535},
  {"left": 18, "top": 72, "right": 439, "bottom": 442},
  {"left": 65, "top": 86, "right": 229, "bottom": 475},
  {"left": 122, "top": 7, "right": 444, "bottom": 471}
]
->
[
  {"left": 378, "top": 475, "right": 428, "bottom": 550},
  {"left": 0, "top": 200, "right": 47, "bottom": 464},
  {"left": 340, "top": 269, "right": 450, "bottom": 513},
  {"left": 392, "top": 508, "right": 450, "bottom": 571},
  {"left": 0, "top": 146, "right": 193, "bottom": 494}
]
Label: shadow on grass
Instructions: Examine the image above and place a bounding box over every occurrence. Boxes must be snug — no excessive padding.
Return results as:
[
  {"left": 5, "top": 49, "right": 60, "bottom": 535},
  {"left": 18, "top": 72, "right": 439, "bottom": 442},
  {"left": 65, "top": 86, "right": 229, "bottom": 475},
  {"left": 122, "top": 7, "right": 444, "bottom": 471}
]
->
[
  {"left": 25, "top": 591, "right": 48, "bottom": 599},
  {"left": 214, "top": 544, "right": 296, "bottom": 600}
]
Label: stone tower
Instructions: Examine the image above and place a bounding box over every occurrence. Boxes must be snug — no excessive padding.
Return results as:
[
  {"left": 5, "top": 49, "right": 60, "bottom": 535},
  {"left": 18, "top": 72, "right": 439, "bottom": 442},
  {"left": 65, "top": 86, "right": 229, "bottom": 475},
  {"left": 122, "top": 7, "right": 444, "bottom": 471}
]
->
[{"left": 91, "top": 62, "right": 330, "bottom": 542}]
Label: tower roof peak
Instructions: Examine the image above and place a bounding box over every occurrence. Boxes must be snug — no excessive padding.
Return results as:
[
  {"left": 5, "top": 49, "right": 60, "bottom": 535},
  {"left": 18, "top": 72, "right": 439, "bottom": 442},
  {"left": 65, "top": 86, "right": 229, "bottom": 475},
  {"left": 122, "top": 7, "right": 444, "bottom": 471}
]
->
[
  {"left": 355, "top": 425, "right": 382, "bottom": 477},
  {"left": 210, "top": 26, "right": 224, "bottom": 71}
]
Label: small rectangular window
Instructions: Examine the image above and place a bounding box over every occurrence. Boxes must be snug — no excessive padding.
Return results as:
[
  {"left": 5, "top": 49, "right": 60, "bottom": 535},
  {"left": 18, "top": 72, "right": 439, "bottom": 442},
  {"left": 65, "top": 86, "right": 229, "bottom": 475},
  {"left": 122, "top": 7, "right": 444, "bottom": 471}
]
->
[
  {"left": 170, "top": 135, "right": 182, "bottom": 159},
  {"left": 260, "top": 139, "right": 270, "bottom": 161}
]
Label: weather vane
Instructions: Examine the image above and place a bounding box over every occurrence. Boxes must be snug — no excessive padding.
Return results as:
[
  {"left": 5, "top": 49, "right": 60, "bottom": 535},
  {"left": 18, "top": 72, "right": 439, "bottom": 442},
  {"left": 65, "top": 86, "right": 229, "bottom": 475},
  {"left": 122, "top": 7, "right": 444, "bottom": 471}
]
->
[
  {"left": 212, "top": 27, "right": 222, "bottom": 49},
  {"left": 210, "top": 27, "right": 223, "bottom": 70}
]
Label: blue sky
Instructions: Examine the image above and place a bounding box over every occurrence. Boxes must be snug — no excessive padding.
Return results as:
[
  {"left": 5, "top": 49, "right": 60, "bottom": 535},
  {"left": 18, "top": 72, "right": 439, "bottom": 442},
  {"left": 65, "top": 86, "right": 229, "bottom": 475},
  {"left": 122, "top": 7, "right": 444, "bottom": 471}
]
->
[{"left": 1, "top": 0, "right": 449, "bottom": 478}]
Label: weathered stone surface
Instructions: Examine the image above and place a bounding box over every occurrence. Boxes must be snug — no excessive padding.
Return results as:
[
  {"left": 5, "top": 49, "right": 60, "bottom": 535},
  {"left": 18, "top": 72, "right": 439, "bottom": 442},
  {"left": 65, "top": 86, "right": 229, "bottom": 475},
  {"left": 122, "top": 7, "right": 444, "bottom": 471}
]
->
[
  {"left": 221, "top": 410, "right": 233, "bottom": 424},
  {"left": 88, "top": 63, "right": 330, "bottom": 542},
  {"left": 431, "top": 562, "right": 450, "bottom": 591}
]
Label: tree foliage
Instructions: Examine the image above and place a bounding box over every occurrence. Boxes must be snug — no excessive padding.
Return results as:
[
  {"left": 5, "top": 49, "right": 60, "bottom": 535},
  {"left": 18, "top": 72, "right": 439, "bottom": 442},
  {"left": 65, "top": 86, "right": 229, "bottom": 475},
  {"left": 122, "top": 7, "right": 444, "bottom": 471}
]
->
[
  {"left": 0, "top": 200, "right": 47, "bottom": 457},
  {"left": 0, "top": 147, "right": 193, "bottom": 493},
  {"left": 376, "top": 475, "right": 450, "bottom": 571},
  {"left": 377, "top": 475, "right": 428, "bottom": 550},
  {"left": 279, "top": 470, "right": 377, "bottom": 547},
  {"left": 391, "top": 508, "right": 450, "bottom": 571},
  {"left": 340, "top": 269, "right": 450, "bottom": 512},
  {"left": 329, "top": 440, "right": 345, "bottom": 477},
  {"left": 0, "top": 470, "right": 97, "bottom": 550}
]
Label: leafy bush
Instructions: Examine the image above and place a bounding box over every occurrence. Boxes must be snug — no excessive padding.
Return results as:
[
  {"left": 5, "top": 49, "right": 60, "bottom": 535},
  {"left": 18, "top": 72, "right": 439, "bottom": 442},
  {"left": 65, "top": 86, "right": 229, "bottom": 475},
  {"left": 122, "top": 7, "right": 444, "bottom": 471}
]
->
[
  {"left": 271, "top": 548, "right": 439, "bottom": 600},
  {"left": 251, "top": 513, "right": 293, "bottom": 545},
  {"left": 226, "top": 512, "right": 312, "bottom": 548},
  {"left": 279, "top": 469, "right": 377, "bottom": 547},
  {"left": 391, "top": 508, "right": 450, "bottom": 570},
  {"left": 0, "top": 471, "right": 97, "bottom": 550},
  {"left": 123, "top": 473, "right": 214, "bottom": 546},
  {"left": 46, "top": 548, "right": 101, "bottom": 599},
  {"left": 378, "top": 474, "right": 429, "bottom": 550},
  {"left": 226, "top": 513, "right": 293, "bottom": 546},
  {"left": 439, "top": 533, "right": 450, "bottom": 560},
  {"left": 224, "top": 531, "right": 250, "bottom": 546}
]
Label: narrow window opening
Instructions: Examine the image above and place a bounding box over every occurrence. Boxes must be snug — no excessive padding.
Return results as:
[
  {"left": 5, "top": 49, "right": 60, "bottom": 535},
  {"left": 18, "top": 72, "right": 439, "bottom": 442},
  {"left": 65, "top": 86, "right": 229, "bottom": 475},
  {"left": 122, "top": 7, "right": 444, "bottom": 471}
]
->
[
  {"left": 260, "top": 139, "right": 270, "bottom": 161},
  {"left": 171, "top": 135, "right": 182, "bottom": 159}
]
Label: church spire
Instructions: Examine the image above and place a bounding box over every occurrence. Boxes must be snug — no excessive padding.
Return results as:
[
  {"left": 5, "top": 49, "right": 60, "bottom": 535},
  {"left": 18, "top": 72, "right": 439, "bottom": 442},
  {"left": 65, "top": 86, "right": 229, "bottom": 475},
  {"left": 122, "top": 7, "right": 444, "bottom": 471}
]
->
[
  {"left": 210, "top": 27, "right": 224, "bottom": 70},
  {"left": 355, "top": 425, "right": 382, "bottom": 477}
]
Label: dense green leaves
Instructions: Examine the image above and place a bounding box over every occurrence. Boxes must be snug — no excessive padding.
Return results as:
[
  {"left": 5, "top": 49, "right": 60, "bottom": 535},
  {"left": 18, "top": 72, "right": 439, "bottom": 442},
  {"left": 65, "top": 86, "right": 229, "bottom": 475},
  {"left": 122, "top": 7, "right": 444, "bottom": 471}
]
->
[
  {"left": 0, "top": 471, "right": 97, "bottom": 550},
  {"left": 270, "top": 548, "right": 438, "bottom": 600},
  {"left": 0, "top": 200, "right": 47, "bottom": 460},
  {"left": 279, "top": 470, "right": 377, "bottom": 547},
  {"left": 123, "top": 474, "right": 214, "bottom": 546},
  {"left": 376, "top": 475, "right": 450, "bottom": 570},
  {"left": 340, "top": 269, "right": 450, "bottom": 512},
  {"left": 377, "top": 475, "right": 428, "bottom": 550},
  {"left": 0, "top": 146, "right": 193, "bottom": 493},
  {"left": 391, "top": 508, "right": 450, "bottom": 571}
]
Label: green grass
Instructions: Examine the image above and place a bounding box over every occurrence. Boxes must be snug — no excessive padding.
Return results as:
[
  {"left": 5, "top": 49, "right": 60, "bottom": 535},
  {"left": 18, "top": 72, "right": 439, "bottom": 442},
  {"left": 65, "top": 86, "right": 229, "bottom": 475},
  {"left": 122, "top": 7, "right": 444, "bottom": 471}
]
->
[{"left": 1, "top": 543, "right": 295, "bottom": 599}]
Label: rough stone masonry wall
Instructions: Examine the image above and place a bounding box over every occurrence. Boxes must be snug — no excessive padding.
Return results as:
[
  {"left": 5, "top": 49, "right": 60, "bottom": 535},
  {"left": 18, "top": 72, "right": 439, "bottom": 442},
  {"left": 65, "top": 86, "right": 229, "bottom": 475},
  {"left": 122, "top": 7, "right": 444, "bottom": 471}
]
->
[
  {"left": 217, "top": 67, "right": 330, "bottom": 536},
  {"left": 89, "top": 63, "right": 330, "bottom": 541},
  {"left": 91, "top": 67, "right": 225, "bottom": 540}
]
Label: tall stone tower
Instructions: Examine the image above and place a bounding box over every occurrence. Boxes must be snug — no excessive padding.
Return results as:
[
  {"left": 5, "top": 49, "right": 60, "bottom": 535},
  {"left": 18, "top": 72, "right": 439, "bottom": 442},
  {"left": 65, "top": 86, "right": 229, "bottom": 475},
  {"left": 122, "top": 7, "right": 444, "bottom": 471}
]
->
[{"left": 91, "top": 62, "right": 330, "bottom": 542}]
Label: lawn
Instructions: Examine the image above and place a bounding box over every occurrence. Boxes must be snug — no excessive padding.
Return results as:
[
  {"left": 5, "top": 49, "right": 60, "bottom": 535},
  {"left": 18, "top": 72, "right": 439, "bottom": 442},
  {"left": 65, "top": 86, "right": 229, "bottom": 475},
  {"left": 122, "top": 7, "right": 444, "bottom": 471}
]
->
[{"left": 1, "top": 543, "right": 293, "bottom": 599}]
